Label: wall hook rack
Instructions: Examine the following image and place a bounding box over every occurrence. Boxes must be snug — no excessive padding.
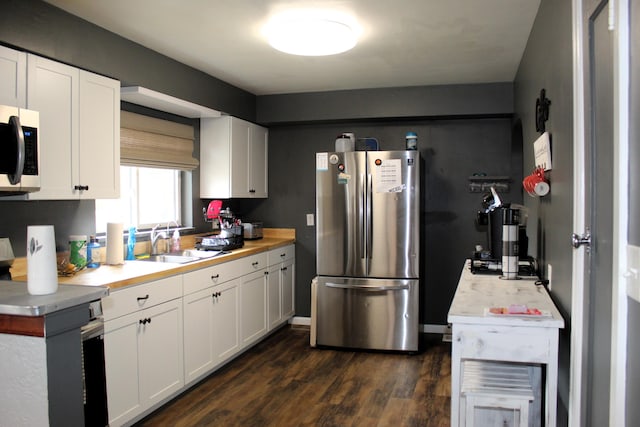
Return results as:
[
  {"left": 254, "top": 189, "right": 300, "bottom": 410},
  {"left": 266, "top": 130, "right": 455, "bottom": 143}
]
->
[{"left": 535, "top": 88, "right": 551, "bottom": 133}]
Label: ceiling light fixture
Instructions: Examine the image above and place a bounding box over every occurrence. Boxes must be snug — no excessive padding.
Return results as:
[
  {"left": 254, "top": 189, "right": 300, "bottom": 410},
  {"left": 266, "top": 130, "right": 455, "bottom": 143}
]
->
[{"left": 265, "top": 10, "right": 359, "bottom": 56}]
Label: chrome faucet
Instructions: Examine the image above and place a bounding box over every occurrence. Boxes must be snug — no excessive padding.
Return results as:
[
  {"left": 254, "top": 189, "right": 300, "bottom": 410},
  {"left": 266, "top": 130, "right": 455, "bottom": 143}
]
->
[
  {"left": 151, "top": 224, "right": 167, "bottom": 255},
  {"left": 166, "top": 219, "right": 180, "bottom": 236}
]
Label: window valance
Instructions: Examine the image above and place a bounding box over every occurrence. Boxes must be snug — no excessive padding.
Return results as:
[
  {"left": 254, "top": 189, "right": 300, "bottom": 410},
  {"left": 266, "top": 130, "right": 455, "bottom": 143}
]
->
[{"left": 120, "top": 111, "right": 198, "bottom": 170}]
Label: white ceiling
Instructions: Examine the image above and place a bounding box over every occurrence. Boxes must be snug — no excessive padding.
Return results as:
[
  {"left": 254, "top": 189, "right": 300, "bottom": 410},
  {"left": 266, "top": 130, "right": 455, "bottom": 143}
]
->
[{"left": 43, "top": 0, "right": 541, "bottom": 96}]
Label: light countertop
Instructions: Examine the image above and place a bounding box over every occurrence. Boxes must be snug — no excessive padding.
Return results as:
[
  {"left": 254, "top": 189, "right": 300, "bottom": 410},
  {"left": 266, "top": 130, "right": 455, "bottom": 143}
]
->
[
  {"left": 447, "top": 260, "right": 564, "bottom": 328},
  {"left": 0, "top": 281, "right": 108, "bottom": 316}
]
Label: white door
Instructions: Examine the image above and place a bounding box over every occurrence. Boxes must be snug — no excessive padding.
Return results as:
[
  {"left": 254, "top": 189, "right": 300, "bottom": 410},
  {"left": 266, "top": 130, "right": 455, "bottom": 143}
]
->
[{"left": 571, "top": 1, "right": 629, "bottom": 425}]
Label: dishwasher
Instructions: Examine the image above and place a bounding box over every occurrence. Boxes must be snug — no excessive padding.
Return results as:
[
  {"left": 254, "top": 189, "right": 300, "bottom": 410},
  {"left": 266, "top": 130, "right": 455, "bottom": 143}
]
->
[{"left": 81, "top": 300, "right": 108, "bottom": 426}]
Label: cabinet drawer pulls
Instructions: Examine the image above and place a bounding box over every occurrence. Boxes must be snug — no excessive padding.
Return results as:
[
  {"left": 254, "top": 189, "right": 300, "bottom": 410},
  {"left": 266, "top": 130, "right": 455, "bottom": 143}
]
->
[
  {"left": 74, "top": 185, "right": 89, "bottom": 191},
  {"left": 252, "top": 261, "right": 259, "bottom": 267},
  {"left": 280, "top": 253, "right": 286, "bottom": 258},
  {"left": 211, "top": 274, "right": 220, "bottom": 280},
  {"left": 138, "top": 318, "right": 151, "bottom": 325},
  {"left": 137, "top": 294, "right": 150, "bottom": 302},
  {"left": 281, "top": 267, "right": 288, "bottom": 272}
]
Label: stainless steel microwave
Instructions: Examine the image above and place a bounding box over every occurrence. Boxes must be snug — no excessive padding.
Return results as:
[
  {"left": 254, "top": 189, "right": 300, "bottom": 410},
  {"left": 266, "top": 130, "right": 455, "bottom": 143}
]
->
[{"left": 0, "top": 105, "right": 40, "bottom": 194}]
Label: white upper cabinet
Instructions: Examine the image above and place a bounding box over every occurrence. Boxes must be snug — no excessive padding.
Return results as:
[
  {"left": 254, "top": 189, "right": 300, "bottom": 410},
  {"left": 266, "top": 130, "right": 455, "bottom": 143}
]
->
[
  {"left": 0, "top": 45, "right": 26, "bottom": 107},
  {"left": 200, "top": 116, "right": 268, "bottom": 199},
  {"left": 78, "top": 70, "right": 120, "bottom": 198},
  {"left": 25, "top": 54, "right": 120, "bottom": 200}
]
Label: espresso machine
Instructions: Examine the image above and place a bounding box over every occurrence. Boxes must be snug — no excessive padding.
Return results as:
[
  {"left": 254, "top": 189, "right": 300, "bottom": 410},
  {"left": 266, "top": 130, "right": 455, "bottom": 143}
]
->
[{"left": 472, "top": 188, "right": 535, "bottom": 276}]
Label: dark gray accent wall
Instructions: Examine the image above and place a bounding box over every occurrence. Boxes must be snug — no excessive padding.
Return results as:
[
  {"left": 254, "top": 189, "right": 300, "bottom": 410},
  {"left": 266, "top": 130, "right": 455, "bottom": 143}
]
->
[
  {"left": 513, "top": 0, "right": 573, "bottom": 423},
  {"left": 232, "top": 108, "right": 521, "bottom": 324},
  {"left": 0, "top": 200, "right": 96, "bottom": 257},
  {"left": 257, "top": 83, "right": 513, "bottom": 124}
]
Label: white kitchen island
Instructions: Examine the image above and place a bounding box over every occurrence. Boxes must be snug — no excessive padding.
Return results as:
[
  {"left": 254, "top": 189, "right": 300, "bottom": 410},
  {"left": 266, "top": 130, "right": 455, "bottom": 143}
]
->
[{"left": 447, "top": 260, "right": 564, "bottom": 427}]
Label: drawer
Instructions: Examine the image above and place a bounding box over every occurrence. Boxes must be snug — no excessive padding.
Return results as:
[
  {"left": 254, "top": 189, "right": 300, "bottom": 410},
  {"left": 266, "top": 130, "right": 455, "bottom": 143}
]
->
[
  {"left": 102, "top": 275, "right": 183, "bottom": 321},
  {"left": 236, "top": 252, "right": 268, "bottom": 272},
  {"left": 183, "top": 259, "right": 243, "bottom": 295},
  {"left": 454, "top": 325, "right": 554, "bottom": 363},
  {"left": 267, "top": 245, "right": 295, "bottom": 265}
]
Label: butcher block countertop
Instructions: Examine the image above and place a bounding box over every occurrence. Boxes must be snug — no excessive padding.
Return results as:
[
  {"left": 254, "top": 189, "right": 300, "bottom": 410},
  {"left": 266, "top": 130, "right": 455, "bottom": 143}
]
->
[{"left": 12, "top": 228, "right": 295, "bottom": 291}]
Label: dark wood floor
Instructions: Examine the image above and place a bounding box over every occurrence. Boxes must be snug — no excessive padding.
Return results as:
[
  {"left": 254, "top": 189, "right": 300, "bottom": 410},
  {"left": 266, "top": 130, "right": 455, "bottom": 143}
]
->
[{"left": 136, "top": 327, "right": 451, "bottom": 427}]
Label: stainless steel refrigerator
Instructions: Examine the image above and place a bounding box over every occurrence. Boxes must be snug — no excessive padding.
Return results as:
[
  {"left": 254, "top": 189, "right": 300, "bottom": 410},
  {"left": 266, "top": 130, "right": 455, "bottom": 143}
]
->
[{"left": 312, "top": 150, "right": 420, "bottom": 351}]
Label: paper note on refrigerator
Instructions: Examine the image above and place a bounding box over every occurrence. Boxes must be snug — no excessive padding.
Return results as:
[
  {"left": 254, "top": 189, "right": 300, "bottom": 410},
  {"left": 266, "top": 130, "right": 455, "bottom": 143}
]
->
[
  {"left": 316, "top": 153, "right": 328, "bottom": 170},
  {"left": 376, "top": 159, "right": 405, "bottom": 193}
]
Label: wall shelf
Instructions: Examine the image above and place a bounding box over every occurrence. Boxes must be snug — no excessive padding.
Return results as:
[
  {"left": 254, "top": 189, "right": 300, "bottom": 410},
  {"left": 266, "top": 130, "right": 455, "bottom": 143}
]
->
[
  {"left": 468, "top": 175, "right": 511, "bottom": 193},
  {"left": 121, "top": 86, "right": 221, "bottom": 118}
]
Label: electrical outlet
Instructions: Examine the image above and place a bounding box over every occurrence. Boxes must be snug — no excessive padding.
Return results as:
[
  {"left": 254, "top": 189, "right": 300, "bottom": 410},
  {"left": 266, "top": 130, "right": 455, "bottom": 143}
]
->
[
  {"left": 547, "top": 264, "right": 553, "bottom": 292},
  {"left": 306, "top": 213, "right": 314, "bottom": 226}
]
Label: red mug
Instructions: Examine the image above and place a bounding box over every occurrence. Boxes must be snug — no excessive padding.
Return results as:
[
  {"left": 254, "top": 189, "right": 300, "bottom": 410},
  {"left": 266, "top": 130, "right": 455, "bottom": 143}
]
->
[{"left": 523, "top": 168, "right": 549, "bottom": 196}]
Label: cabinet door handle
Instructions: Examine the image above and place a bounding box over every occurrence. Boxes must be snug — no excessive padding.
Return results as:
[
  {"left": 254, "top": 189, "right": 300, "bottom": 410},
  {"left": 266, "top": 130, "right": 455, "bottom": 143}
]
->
[
  {"left": 281, "top": 267, "right": 288, "bottom": 272},
  {"left": 74, "top": 185, "right": 89, "bottom": 191},
  {"left": 249, "top": 189, "right": 256, "bottom": 193},
  {"left": 264, "top": 271, "right": 269, "bottom": 276},
  {"left": 139, "top": 318, "right": 151, "bottom": 325},
  {"left": 211, "top": 274, "right": 220, "bottom": 280},
  {"left": 137, "top": 294, "right": 150, "bottom": 302}
]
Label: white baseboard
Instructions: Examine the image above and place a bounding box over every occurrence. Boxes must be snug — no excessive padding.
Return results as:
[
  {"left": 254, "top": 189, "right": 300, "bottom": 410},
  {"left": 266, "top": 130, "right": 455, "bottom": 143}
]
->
[
  {"left": 290, "top": 316, "right": 311, "bottom": 326},
  {"left": 290, "top": 316, "right": 447, "bottom": 334}
]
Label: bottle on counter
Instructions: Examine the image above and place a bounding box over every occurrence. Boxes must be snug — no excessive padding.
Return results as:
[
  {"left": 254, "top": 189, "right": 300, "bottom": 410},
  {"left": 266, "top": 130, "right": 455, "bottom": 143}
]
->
[
  {"left": 126, "top": 227, "right": 136, "bottom": 260},
  {"left": 171, "top": 229, "right": 181, "bottom": 252},
  {"left": 86, "top": 235, "right": 101, "bottom": 268},
  {"left": 406, "top": 132, "right": 418, "bottom": 150}
]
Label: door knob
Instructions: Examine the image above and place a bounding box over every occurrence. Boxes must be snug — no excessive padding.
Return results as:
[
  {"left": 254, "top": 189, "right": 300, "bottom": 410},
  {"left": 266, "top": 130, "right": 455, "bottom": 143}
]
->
[{"left": 571, "top": 228, "right": 591, "bottom": 250}]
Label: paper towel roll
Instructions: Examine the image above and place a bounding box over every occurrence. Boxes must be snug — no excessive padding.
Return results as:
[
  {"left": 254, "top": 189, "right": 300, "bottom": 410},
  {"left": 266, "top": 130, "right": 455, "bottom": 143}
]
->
[
  {"left": 27, "top": 225, "right": 58, "bottom": 295},
  {"left": 106, "top": 222, "right": 124, "bottom": 265}
]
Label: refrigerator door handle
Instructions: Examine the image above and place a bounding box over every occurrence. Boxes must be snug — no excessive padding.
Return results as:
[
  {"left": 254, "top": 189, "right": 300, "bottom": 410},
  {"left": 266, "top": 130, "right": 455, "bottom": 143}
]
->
[
  {"left": 360, "top": 173, "right": 366, "bottom": 258},
  {"left": 366, "top": 173, "right": 373, "bottom": 259},
  {"left": 325, "top": 282, "right": 410, "bottom": 291}
]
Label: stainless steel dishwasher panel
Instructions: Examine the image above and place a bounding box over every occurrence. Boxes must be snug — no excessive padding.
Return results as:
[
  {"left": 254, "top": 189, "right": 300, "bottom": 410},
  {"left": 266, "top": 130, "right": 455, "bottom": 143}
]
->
[{"left": 315, "top": 276, "right": 419, "bottom": 351}]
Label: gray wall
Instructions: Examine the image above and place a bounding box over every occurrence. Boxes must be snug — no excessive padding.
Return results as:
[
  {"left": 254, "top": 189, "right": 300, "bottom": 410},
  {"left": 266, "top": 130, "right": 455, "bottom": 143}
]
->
[
  {"left": 257, "top": 83, "right": 513, "bottom": 124},
  {"left": 513, "top": 0, "right": 573, "bottom": 423}
]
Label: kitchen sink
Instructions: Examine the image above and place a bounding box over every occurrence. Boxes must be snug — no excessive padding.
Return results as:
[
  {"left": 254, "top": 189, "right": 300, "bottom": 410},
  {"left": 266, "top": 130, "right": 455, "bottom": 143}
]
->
[
  {"left": 136, "top": 249, "right": 227, "bottom": 264},
  {"left": 142, "top": 254, "right": 200, "bottom": 263}
]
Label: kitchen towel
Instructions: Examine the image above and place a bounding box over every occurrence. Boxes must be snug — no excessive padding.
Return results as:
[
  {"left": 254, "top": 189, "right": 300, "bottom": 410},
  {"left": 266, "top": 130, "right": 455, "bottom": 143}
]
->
[
  {"left": 106, "top": 222, "right": 124, "bottom": 265},
  {"left": 27, "top": 225, "right": 58, "bottom": 295}
]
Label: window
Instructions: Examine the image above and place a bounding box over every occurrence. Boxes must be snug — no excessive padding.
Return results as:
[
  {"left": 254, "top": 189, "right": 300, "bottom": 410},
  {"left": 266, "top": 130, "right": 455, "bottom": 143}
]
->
[{"left": 95, "top": 166, "right": 181, "bottom": 233}]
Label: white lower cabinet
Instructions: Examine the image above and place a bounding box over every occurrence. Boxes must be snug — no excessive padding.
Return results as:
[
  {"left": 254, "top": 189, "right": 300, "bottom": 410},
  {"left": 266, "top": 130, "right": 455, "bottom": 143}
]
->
[
  {"left": 104, "top": 245, "right": 294, "bottom": 426},
  {"left": 267, "top": 245, "right": 296, "bottom": 330},
  {"left": 183, "top": 278, "right": 240, "bottom": 385},
  {"left": 103, "top": 276, "right": 184, "bottom": 427},
  {"left": 240, "top": 269, "right": 267, "bottom": 347}
]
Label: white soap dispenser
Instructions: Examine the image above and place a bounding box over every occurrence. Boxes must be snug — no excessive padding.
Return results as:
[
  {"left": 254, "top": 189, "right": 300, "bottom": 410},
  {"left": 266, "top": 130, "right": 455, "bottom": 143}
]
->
[{"left": 171, "top": 229, "right": 181, "bottom": 252}]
